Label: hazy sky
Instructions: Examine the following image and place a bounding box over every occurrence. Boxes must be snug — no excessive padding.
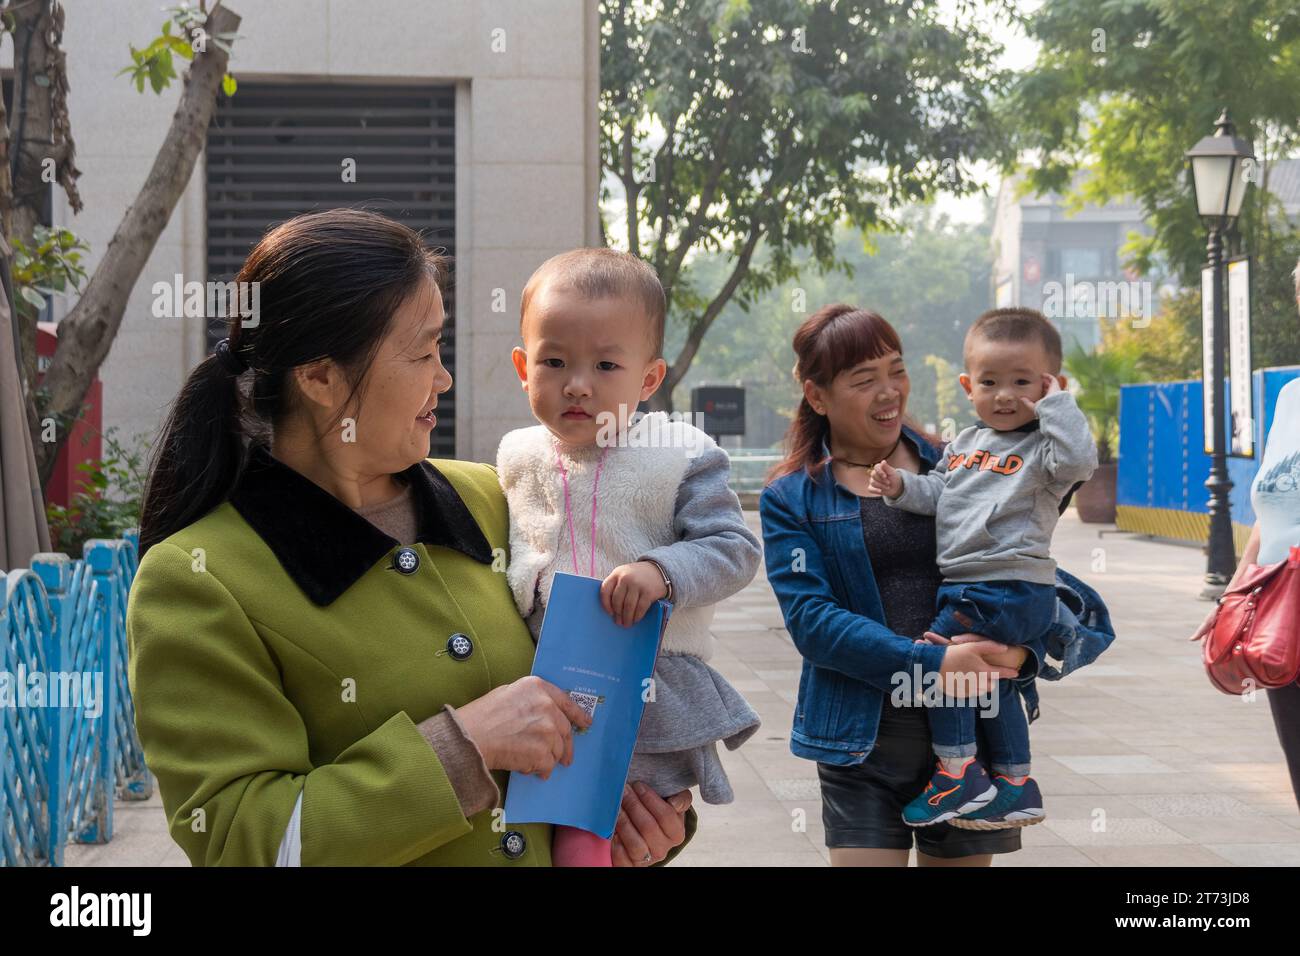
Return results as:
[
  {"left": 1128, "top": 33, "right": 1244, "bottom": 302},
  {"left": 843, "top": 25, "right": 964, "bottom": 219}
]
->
[{"left": 934, "top": 0, "right": 1042, "bottom": 224}]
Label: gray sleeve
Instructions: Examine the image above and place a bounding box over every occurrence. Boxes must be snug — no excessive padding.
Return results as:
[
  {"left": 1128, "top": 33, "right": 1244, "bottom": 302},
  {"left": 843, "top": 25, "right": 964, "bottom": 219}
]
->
[
  {"left": 884, "top": 457, "right": 949, "bottom": 516},
  {"left": 1036, "top": 391, "right": 1098, "bottom": 484},
  {"left": 636, "top": 444, "right": 762, "bottom": 609}
]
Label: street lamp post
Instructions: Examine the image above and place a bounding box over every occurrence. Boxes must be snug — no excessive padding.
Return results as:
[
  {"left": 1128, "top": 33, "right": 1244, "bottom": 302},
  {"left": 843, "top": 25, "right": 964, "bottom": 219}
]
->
[{"left": 1185, "top": 109, "right": 1254, "bottom": 598}]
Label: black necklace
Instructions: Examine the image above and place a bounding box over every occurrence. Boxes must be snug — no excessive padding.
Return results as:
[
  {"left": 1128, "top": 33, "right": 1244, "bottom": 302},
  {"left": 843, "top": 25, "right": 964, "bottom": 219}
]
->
[{"left": 832, "top": 435, "right": 902, "bottom": 468}]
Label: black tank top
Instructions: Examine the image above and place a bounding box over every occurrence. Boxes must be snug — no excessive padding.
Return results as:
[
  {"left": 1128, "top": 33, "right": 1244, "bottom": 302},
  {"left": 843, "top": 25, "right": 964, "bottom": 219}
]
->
[{"left": 859, "top": 492, "right": 944, "bottom": 723}]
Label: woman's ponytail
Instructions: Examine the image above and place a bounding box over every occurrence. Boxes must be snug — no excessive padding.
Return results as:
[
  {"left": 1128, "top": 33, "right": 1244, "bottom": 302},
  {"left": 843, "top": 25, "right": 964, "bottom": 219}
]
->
[{"left": 138, "top": 352, "right": 247, "bottom": 555}]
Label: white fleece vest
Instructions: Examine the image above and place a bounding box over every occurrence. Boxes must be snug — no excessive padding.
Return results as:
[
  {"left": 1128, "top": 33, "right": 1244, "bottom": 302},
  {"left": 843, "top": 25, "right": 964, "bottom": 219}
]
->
[{"left": 496, "top": 413, "right": 716, "bottom": 659}]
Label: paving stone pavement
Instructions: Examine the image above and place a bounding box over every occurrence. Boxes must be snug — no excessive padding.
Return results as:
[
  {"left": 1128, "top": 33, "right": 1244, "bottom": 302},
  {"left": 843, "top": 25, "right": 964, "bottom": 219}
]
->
[
  {"left": 65, "top": 512, "right": 1300, "bottom": 867},
  {"left": 681, "top": 511, "right": 1300, "bottom": 867}
]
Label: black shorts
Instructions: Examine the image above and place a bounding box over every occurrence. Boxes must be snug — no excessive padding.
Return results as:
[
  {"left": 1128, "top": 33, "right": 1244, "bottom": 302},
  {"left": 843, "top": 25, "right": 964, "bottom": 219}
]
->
[{"left": 816, "top": 701, "right": 1022, "bottom": 859}]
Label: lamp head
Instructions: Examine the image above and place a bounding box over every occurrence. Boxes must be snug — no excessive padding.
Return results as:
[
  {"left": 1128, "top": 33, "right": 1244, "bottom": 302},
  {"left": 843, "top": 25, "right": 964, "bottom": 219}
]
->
[{"left": 1185, "top": 108, "right": 1255, "bottom": 224}]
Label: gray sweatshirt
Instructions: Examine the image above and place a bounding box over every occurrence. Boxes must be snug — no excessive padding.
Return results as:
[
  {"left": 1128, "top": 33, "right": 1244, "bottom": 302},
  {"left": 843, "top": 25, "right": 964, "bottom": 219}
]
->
[{"left": 885, "top": 390, "right": 1098, "bottom": 585}]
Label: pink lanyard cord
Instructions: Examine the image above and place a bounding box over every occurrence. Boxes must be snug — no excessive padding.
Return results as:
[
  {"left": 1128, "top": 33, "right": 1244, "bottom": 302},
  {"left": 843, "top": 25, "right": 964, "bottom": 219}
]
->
[{"left": 554, "top": 444, "right": 610, "bottom": 578}]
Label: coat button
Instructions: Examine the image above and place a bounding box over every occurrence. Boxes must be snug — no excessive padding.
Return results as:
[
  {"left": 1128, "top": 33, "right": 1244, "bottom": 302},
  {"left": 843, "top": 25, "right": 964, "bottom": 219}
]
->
[
  {"left": 394, "top": 547, "right": 420, "bottom": 575},
  {"left": 501, "top": 830, "right": 527, "bottom": 860},
  {"left": 446, "top": 633, "right": 474, "bottom": 660}
]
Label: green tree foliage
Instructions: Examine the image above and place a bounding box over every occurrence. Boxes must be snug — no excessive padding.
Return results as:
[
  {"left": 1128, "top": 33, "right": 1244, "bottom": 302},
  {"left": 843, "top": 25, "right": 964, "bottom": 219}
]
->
[
  {"left": 1099, "top": 308, "right": 1202, "bottom": 382},
  {"left": 44, "top": 428, "right": 149, "bottom": 557},
  {"left": 924, "top": 354, "right": 968, "bottom": 429},
  {"left": 601, "top": 0, "right": 1009, "bottom": 408},
  {"left": 673, "top": 205, "right": 995, "bottom": 437},
  {"left": 11, "top": 225, "right": 88, "bottom": 317},
  {"left": 1004, "top": 0, "right": 1300, "bottom": 367},
  {"left": 118, "top": 3, "right": 238, "bottom": 95},
  {"left": 1064, "top": 338, "right": 1144, "bottom": 463}
]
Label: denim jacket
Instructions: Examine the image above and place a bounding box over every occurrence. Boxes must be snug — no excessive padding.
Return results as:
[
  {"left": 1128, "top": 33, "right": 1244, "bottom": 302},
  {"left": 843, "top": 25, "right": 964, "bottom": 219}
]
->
[{"left": 758, "top": 424, "right": 1117, "bottom": 765}]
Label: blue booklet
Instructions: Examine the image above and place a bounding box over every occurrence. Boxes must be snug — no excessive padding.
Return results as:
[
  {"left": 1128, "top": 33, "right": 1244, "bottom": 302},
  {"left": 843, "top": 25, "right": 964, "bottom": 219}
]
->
[{"left": 503, "top": 572, "right": 669, "bottom": 839}]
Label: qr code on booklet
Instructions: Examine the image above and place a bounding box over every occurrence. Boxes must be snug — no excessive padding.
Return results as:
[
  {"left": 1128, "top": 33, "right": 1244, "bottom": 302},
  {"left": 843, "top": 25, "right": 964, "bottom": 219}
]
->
[{"left": 568, "top": 690, "right": 605, "bottom": 733}]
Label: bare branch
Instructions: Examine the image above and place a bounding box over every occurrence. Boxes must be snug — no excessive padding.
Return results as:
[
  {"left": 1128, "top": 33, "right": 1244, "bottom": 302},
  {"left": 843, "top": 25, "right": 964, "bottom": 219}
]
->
[
  {"left": 657, "top": 108, "right": 738, "bottom": 293},
  {"left": 666, "top": 217, "right": 764, "bottom": 392},
  {"left": 46, "top": 0, "right": 83, "bottom": 213},
  {"left": 34, "top": 4, "right": 241, "bottom": 479},
  {"left": 619, "top": 117, "right": 640, "bottom": 258},
  {"left": 649, "top": 107, "right": 682, "bottom": 260}
]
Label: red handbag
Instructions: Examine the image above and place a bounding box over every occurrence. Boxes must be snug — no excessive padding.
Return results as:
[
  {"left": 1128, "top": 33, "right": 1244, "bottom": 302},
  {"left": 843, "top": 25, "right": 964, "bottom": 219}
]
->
[{"left": 1203, "top": 545, "right": 1300, "bottom": 695}]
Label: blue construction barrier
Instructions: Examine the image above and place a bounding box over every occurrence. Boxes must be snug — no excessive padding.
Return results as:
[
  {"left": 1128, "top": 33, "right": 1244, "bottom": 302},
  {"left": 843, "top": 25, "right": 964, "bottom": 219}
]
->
[
  {"left": 1117, "top": 366, "right": 1300, "bottom": 548},
  {"left": 1, "top": 530, "right": 149, "bottom": 866}
]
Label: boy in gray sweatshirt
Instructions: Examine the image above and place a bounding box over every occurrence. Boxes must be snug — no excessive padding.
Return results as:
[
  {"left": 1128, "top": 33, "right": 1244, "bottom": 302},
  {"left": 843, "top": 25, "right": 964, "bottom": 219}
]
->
[{"left": 867, "top": 307, "right": 1097, "bottom": 831}]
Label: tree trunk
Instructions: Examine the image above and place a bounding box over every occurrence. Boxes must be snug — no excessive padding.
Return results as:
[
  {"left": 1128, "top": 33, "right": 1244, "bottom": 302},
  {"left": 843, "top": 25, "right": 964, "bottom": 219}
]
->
[
  {"left": 7, "top": 0, "right": 75, "bottom": 401},
  {"left": 33, "top": 4, "right": 241, "bottom": 484},
  {"left": 647, "top": 381, "right": 674, "bottom": 413},
  {"left": 650, "top": 222, "right": 763, "bottom": 419}
]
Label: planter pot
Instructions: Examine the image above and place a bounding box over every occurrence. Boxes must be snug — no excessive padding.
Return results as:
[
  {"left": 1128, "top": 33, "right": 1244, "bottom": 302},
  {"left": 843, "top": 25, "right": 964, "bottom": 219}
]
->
[{"left": 1074, "top": 462, "right": 1117, "bottom": 524}]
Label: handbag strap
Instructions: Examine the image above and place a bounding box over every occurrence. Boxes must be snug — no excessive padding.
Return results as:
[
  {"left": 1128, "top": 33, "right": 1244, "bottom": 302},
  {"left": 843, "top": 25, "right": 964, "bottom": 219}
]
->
[{"left": 1224, "top": 557, "right": 1287, "bottom": 597}]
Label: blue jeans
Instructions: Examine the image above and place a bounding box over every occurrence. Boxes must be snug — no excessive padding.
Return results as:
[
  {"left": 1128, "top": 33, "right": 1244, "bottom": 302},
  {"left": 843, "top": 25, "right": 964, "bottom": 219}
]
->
[{"left": 925, "top": 580, "right": 1056, "bottom": 776}]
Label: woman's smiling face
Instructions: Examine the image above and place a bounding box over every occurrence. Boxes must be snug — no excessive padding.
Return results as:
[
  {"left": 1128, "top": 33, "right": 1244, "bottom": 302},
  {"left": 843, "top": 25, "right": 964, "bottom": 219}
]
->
[
  {"left": 805, "top": 350, "right": 910, "bottom": 451},
  {"left": 347, "top": 274, "right": 452, "bottom": 474}
]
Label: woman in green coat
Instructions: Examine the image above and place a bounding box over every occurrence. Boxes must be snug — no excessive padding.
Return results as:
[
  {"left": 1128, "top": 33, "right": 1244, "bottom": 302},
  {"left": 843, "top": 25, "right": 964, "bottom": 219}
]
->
[{"left": 127, "top": 209, "right": 694, "bottom": 866}]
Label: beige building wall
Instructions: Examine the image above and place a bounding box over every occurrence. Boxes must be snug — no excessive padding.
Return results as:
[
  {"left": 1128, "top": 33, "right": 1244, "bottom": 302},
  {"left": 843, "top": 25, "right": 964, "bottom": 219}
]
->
[{"left": 49, "top": 0, "right": 599, "bottom": 463}]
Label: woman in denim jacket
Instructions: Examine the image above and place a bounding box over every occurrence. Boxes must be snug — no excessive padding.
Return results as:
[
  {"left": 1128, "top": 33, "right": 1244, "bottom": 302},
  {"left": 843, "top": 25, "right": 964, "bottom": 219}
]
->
[{"left": 760, "top": 304, "right": 1115, "bottom": 866}]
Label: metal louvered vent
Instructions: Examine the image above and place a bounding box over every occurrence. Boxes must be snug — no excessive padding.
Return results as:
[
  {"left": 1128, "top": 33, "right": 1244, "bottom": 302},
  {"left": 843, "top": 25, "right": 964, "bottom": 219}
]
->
[{"left": 206, "top": 82, "right": 456, "bottom": 457}]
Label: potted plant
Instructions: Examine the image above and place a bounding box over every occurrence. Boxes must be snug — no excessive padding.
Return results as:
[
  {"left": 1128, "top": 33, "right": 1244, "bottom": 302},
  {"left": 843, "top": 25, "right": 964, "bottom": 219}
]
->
[
  {"left": 45, "top": 427, "right": 148, "bottom": 557},
  {"left": 1063, "top": 341, "right": 1141, "bottom": 523}
]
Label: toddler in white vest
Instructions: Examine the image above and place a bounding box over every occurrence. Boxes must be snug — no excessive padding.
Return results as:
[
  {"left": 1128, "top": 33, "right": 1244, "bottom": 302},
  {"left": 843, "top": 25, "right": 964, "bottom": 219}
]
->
[{"left": 496, "top": 248, "right": 762, "bottom": 866}]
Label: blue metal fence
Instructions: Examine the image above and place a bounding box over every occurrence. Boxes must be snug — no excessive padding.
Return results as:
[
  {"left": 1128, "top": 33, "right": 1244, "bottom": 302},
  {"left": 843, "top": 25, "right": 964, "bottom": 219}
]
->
[
  {"left": 1117, "top": 366, "right": 1300, "bottom": 548},
  {"left": 1, "top": 530, "right": 149, "bottom": 866}
]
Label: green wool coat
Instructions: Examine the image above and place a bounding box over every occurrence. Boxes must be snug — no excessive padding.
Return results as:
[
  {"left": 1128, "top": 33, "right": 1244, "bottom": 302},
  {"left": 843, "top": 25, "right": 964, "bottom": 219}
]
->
[{"left": 126, "top": 445, "right": 694, "bottom": 866}]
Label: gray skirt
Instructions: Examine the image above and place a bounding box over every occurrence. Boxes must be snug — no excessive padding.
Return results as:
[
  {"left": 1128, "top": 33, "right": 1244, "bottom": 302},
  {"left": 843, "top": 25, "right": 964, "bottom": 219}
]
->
[{"left": 628, "top": 653, "right": 761, "bottom": 805}]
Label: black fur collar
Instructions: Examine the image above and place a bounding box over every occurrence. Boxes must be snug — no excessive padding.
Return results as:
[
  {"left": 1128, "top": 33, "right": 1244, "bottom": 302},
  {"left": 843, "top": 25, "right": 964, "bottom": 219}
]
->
[{"left": 229, "top": 443, "right": 493, "bottom": 607}]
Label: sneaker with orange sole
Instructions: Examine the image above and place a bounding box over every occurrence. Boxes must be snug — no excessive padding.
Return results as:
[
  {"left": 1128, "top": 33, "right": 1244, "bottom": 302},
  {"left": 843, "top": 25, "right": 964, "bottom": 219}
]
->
[
  {"left": 901, "top": 758, "right": 998, "bottom": 827},
  {"left": 949, "top": 774, "right": 1045, "bottom": 830}
]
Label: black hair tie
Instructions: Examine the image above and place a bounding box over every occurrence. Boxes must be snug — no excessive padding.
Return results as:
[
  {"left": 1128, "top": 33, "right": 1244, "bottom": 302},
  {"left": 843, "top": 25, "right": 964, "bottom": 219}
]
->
[{"left": 214, "top": 338, "right": 250, "bottom": 375}]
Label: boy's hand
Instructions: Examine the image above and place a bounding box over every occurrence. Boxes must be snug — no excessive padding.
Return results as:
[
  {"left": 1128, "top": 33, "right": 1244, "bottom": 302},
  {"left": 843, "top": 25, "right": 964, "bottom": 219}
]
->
[
  {"left": 1020, "top": 372, "right": 1062, "bottom": 415},
  {"left": 600, "top": 561, "right": 669, "bottom": 628},
  {"left": 865, "top": 460, "right": 903, "bottom": 499}
]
